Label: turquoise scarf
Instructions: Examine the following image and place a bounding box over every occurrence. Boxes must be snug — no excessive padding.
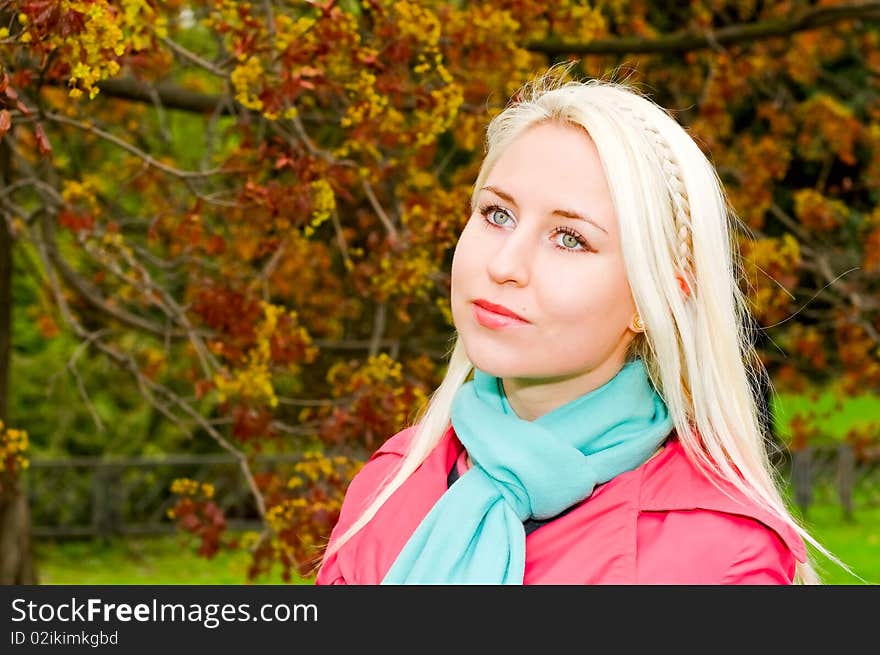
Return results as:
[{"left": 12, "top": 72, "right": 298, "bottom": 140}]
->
[{"left": 381, "top": 357, "right": 673, "bottom": 584}]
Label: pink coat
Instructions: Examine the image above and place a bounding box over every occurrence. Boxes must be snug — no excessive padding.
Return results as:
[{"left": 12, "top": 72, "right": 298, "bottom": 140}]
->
[{"left": 315, "top": 424, "right": 807, "bottom": 584}]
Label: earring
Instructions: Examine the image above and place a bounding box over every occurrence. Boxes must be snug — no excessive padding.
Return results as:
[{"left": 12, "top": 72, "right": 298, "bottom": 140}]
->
[
  {"left": 631, "top": 314, "right": 645, "bottom": 332},
  {"left": 677, "top": 272, "right": 691, "bottom": 298}
]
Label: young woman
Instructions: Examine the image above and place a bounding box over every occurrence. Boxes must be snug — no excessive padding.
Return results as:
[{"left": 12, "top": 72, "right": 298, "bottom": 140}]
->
[{"left": 313, "top": 64, "right": 845, "bottom": 585}]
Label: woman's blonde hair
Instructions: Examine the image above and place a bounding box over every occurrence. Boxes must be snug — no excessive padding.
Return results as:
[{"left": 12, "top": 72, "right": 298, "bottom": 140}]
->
[{"left": 315, "top": 62, "right": 853, "bottom": 584}]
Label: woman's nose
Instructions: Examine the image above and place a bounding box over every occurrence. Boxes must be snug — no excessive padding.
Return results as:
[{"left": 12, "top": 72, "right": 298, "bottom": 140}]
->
[{"left": 485, "top": 229, "right": 533, "bottom": 286}]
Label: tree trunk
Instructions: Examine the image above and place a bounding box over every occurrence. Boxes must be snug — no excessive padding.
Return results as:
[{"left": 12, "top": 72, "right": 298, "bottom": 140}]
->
[
  {"left": 0, "top": 136, "right": 38, "bottom": 584},
  {"left": 0, "top": 485, "right": 37, "bottom": 584}
]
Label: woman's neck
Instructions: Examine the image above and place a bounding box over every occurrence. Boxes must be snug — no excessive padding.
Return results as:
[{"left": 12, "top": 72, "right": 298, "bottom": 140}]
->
[{"left": 500, "top": 357, "right": 631, "bottom": 422}]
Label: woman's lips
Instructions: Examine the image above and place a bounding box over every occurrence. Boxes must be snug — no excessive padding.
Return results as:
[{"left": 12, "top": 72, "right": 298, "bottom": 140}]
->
[{"left": 472, "top": 302, "right": 531, "bottom": 329}]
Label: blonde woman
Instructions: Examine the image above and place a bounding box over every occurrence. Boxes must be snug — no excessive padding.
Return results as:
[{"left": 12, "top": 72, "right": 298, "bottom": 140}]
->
[{"left": 314, "top": 63, "right": 846, "bottom": 585}]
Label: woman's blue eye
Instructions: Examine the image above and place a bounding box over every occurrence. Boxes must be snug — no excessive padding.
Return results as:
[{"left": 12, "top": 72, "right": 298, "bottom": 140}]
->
[
  {"left": 488, "top": 208, "right": 509, "bottom": 225},
  {"left": 477, "top": 203, "right": 592, "bottom": 253},
  {"left": 559, "top": 232, "right": 581, "bottom": 249}
]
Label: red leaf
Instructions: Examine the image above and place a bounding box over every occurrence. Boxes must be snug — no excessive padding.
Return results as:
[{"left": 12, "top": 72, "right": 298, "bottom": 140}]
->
[
  {"left": 206, "top": 234, "right": 225, "bottom": 255},
  {"left": 0, "top": 110, "right": 10, "bottom": 138},
  {"left": 11, "top": 70, "right": 34, "bottom": 89},
  {"left": 34, "top": 123, "right": 52, "bottom": 155},
  {"left": 57, "top": 209, "right": 94, "bottom": 232},
  {"left": 194, "top": 378, "right": 214, "bottom": 399},
  {"left": 59, "top": 9, "right": 86, "bottom": 37},
  {"left": 30, "top": 0, "right": 58, "bottom": 25}
]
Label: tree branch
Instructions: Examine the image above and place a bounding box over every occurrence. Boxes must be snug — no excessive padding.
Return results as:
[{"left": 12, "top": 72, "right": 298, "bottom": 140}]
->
[
  {"left": 42, "top": 112, "right": 233, "bottom": 179},
  {"left": 526, "top": 2, "right": 880, "bottom": 56},
  {"left": 362, "top": 177, "right": 399, "bottom": 244},
  {"left": 157, "top": 36, "right": 228, "bottom": 78},
  {"left": 96, "top": 77, "right": 233, "bottom": 115},
  {"left": 35, "top": 205, "right": 205, "bottom": 339}
]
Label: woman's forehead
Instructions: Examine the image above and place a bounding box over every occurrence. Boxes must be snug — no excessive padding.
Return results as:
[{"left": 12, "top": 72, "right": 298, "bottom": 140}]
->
[{"left": 482, "top": 126, "right": 614, "bottom": 222}]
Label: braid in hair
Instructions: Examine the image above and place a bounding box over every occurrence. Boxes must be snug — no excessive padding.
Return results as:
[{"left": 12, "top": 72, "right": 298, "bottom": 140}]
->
[
  {"left": 617, "top": 102, "right": 696, "bottom": 411},
  {"left": 617, "top": 103, "right": 694, "bottom": 298}
]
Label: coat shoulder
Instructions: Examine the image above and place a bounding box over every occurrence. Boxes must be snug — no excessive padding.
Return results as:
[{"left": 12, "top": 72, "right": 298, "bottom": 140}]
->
[
  {"left": 368, "top": 424, "right": 420, "bottom": 460},
  {"left": 335, "top": 424, "right": 425, "bottom": 531},
  {"left": 636, "top": 505, "right": 800, "bottom": 583},
  {"left": 314, "top": 425, "right": 420, "bottom": 584},
  {"left": 638, "top": 439, "right": 807, "bottom": 567}
]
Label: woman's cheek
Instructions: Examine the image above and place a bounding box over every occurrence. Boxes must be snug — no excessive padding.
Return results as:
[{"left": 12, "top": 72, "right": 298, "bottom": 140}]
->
[{"left": 452, "top": 235, "right": 487, "bottom": 285}]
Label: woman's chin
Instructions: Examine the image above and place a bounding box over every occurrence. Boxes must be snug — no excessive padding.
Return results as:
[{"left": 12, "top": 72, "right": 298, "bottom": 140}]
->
[{"left": 461, "top": 343, "right": 530, "bottom": 377}]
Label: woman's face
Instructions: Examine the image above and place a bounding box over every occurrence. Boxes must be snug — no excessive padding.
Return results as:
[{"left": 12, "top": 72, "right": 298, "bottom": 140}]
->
[{"left": 450, "top": 120, "right": 639, "bottom": 419}]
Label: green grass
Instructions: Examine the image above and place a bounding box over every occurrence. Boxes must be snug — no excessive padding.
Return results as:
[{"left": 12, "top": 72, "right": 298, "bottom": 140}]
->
[
  {"left": 31, "top": 505, "right": 878, "bottom": 585},
  {"left": 796, "top": 504, "right": 880, "bottom": 585},
  {"left": 33, "top": 533, "right": 314, "bottom": 585},
  {"left": 770, "top": 388, "right": 880, "bottom": 583}
]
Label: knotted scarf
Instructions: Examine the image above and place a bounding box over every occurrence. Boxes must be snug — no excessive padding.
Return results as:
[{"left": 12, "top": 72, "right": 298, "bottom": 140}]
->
[{"left": 381, "top": 357, "right": 673, "bottom": 584}]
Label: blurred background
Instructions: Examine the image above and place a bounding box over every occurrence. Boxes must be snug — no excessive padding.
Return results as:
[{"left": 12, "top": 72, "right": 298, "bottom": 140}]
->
[{"left": 1, "top": 0, "right": 878, "bottom": 585}]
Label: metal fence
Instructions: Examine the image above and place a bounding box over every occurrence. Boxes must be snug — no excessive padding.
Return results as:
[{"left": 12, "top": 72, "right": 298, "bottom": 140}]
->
[
  {"left": 22, "top": 452, "right": 303, "bottom": 538},
  {"left": 786, "top": 444, "right": 880, "bottom": 519},
  {"left": 21, "top": 444, "right": 880, "bottom": 538}
]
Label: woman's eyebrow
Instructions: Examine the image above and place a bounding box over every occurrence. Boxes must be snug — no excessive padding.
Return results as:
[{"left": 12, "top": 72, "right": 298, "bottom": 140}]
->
[{"left": 480, "top": 185, "right": 608, "bottom": 235}]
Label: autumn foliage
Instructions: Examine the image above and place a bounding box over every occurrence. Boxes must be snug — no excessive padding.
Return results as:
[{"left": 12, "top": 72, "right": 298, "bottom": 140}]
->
[{"left": 1, "top": 0, "right": 879, "bottom": 580}]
